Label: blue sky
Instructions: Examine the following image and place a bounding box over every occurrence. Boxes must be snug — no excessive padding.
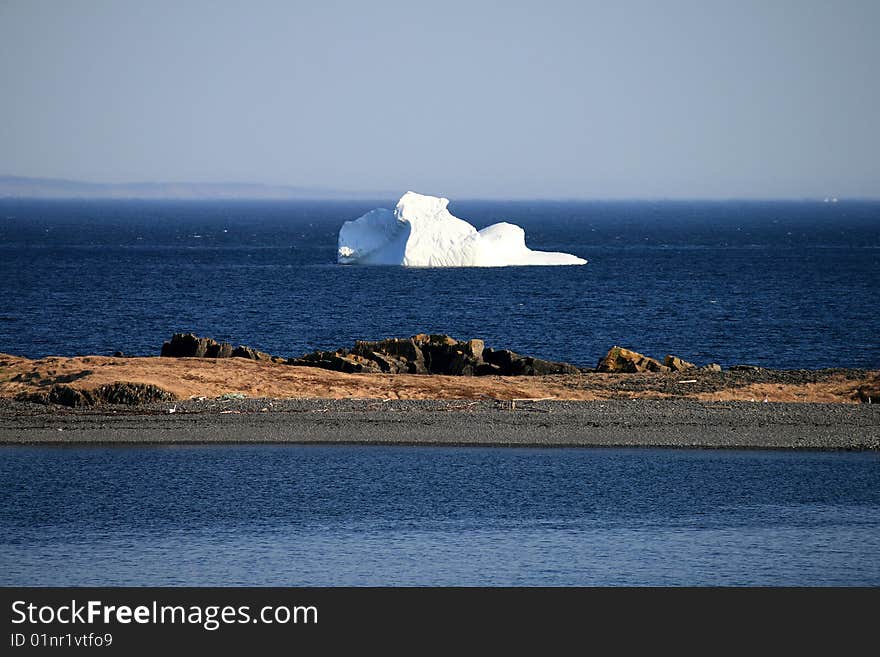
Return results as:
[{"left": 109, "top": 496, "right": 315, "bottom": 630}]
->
[{"left": 1, "top": 0, "right": 878, "bottom": 198}]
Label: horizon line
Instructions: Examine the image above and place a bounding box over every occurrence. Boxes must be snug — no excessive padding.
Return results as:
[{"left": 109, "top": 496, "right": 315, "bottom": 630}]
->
[{"left": 1, "top": 174, "right": 876, "bottom": 203}]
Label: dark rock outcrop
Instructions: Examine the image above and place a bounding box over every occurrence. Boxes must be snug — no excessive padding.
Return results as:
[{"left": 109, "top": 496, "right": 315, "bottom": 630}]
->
[
  {"left": 206, "top": 342, "right": 233, "bottom": 358},
  {"left": 92, "top": 382, "right": 177, "bottom": 405},
  {"left": 21, "top": 382, "right": 176, "bottom": 407},
  {"left": 483, "top": 348, "right": 580, "bottom": 376},
  {"left": 45, "top": 384, "right": 92, "bottom": 407},
  {"left": 290, "top": 334, "right": 580, "bottom": 377},
  {"left": 231, "top": 345, "right": 274, "bottom": 361},
  {"left": 418, "top": 334, "right": 480, "bottom": 376},
  {"left": 159, "top": 333, "right": 718, "bottom": 379},
  {"left": 161, "top": 333, "right": 220, "bottom": 358},
  {"left": 289, "top": 350, "right": 384, "bottom": 373},
  {"left": 161, "top": 333, "right": 277, "bottom": 361},
  {"left": 351, "top": 337, "right": 428, "bottom": 373}
]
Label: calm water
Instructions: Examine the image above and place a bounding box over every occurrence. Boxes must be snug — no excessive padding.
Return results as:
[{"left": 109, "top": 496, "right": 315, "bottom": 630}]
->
[
  {"left": 1, "top": 199, "right": 878, "bottom": 368},
  {"left": 1, "top": 445, "right": 878, "bottom": 586},
  {"left": 2, "top": 200, "right": 879, "bottom": 586}
]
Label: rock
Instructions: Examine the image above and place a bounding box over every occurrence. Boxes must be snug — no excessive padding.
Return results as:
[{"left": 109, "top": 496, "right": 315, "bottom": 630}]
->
[
  {"left": 701, "top": 363, "right": 722, "bottom": 373},
  {"left": 112, "top": 351, "right": 125, "bottom": 358},
  {"left": 288, "top": 351, "right": 383, "bottom": 373},
  {"left": 482, "top": 348, "right": 580, "bottom": 376},
  {"left": 465, "top": 339, "right": 485, "bottom": 360},
  {"left": 21, "top": 382, "right": 176, "bottom": 407},
  {"left": 352, "top": 338, "right": 427, "bottom": 371},
  {"left": 412, "top": 333, "right": 458, "bottom": 347},
  {"left": 206, "top": 342, "right": 234, "bottom": 358},
  {"left": 47, "top": 384, "right": 92, "bottom": 407},
  {"left": 290, "top": 335, "right": 579, "bottom": 377},
  {"left": 481, "top": 348, "right": 518, "bottom": 373},
  {"left": 663, "top": 355, "right": 696, "bottom": 372},
  {"left": 158, "top": 332, "right": 722, "bottom": 380},
  {"left": 367, "top": 351, "right": 405, "bottom": 373},
  {"left": 334, "top": 353, "right": 384, "bottom": 374},
  {"left": 597, "top": 346, "right": 670, "bottom": 373},
  {"left": 161, "top": 333, "right": 277, "bottom": 361},
  {"left": 518, "top": 357, "right": 581, "bottom": 376},
  {"left": 91, "top": 382, "right": 176, "bottom": 405},
  {"left": 418, "top": 339, "right": 477, "bottom": 375},
  {"left": 475, "top": 362, "right": 503, "bottom": 376},
  {"left": 348, "top": 335, "right": 488, "bottom": 375},
  {"left": 231, "top": 345, "right": 272, "bottom": 361},
  {"left": 161, "top": 333, "right": 214, "bottom": 357}
]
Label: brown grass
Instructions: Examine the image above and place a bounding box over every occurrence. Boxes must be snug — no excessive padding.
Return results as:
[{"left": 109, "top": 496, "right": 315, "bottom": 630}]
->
[{"left": 0, "top": 354, "right": 874, "bottom": 403}]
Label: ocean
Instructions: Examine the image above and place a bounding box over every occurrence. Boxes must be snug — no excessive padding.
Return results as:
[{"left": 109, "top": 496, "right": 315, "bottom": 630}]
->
[
  {"left": 1, "top": 445, "right": 878, "bottom": 586},
  {"left": 1, "top": 199, "right": 879, "bottom": 586},
  {"left": 1, "top": 198, "right": 878, "bottom": 368}
]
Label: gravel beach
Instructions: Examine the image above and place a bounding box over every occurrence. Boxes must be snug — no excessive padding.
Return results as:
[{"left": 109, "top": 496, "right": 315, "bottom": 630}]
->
[{"left": 1, "top": 398, "right": 877, "bottom": 450}]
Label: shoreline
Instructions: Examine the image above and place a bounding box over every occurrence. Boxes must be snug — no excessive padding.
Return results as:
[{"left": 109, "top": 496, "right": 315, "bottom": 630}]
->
[{"left": 2, "top": 399, "right": 878, "bottom": 450}]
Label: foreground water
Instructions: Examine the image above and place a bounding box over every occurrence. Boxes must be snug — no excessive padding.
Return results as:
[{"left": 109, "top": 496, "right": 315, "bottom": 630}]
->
[
  {"left": 2, "top": 445, "right": 878, "bottom": 586},
  {"left": 1, "top": 199, "right": 878, "bottom": 368}
]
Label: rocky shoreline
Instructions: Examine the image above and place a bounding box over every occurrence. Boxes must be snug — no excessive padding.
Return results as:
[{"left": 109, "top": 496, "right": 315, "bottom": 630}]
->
[
  {"left": 159, "top": 332, "right": 724, "bottom": 377},
  {"left": 1, "top": 332, "right": 877, "bottom": 449},
  {"left": 3, "top": 332, "right": 871, "bottom": 407},
  {"left": 1, "top": 398, "right": 877, "bottom": 450}
]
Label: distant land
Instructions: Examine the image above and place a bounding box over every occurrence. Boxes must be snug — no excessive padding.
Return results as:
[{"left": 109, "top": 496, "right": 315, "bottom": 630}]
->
[
  {"left": 0, "top": 175, "right": 870, "bottom": 202},
  {"left": 0, "top": 175, "right": 388, "bottom": 200}
]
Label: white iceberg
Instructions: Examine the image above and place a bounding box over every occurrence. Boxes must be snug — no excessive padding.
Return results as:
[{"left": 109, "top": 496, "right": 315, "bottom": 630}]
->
[{"left": 337, "top": 191, "right": 587, "bottom": 267}]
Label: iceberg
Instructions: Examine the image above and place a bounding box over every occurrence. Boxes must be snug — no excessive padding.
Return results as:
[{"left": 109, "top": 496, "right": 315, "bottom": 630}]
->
[{"left": 337, "top": 191, "right": 587, "bottom": 267}]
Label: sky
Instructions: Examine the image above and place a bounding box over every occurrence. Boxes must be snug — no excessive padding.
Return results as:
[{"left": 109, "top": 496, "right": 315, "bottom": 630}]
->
[{"left": 1, "top": 0, "right": 878, "bottom": 199}]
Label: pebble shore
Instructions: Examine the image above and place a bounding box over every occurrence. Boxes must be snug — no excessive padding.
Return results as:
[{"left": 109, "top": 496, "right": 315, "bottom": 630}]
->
[{"left": 1, "top": 398, "right": 877, "bottom": 450}]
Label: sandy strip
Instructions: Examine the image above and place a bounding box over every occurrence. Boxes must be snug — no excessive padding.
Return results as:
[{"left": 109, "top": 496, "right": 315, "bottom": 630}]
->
[{"left": 1, "top": 399, "right": 877, "bottom": 450}]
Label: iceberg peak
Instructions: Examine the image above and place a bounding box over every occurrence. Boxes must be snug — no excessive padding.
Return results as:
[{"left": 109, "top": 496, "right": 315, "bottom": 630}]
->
[
  {"left": 337, "top": 192, "right": 586, "bottom": 267},
  {"left": 396, "top": 190, "right": 450, "bottom": 217}
]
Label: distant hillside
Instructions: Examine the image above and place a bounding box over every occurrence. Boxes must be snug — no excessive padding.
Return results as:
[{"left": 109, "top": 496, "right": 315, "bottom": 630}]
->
[{"left": 0, "top": 176, "right": 383, "bottom": 200}]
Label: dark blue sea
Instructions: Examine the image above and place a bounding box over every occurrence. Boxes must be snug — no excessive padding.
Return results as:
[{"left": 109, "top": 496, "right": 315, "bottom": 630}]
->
[
  {"left": 1, "top": 445, "right": 879, "bottom": 586},
  {"left": 1, "top": 198, "right": 878, "bottom": 368},
  {"left": 2, "top": 199, "right": 879, "bottom": 586}
]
